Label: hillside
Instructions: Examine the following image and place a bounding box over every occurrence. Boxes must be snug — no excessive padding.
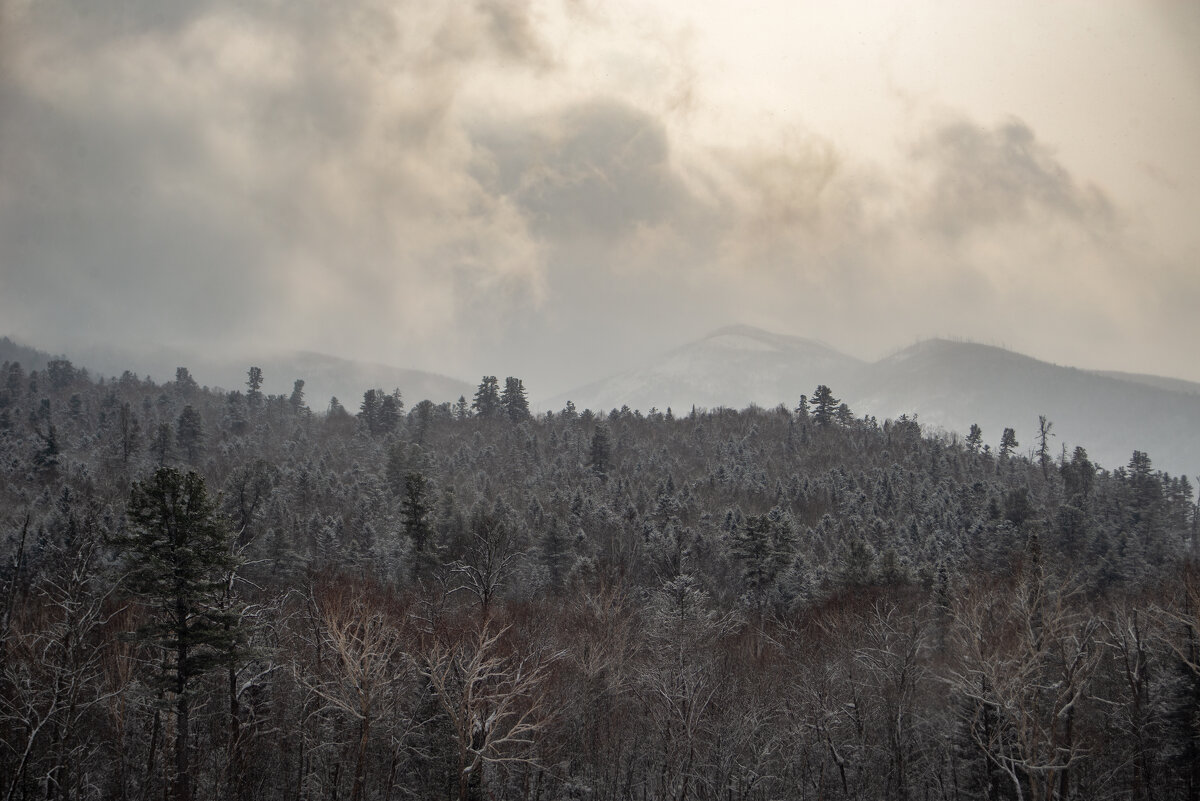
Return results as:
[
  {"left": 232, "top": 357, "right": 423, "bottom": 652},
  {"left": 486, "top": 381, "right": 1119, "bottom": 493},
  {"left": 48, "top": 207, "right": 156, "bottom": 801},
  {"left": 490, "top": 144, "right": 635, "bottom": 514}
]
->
[
  {"left": 545, "top": 324, "right": 863, "bottom": 414},
  {"left": 550, "top": 328, "right": 1200, "bottom": 478},
  {"left": 851, "top": 339, "right": 1200, "bottom": 476},
  {"left": 2, "top": 333, "right": 1198, "bottom": 801},
  {"left": 0, "top": 338, "right": 473, "bottom": 411}
]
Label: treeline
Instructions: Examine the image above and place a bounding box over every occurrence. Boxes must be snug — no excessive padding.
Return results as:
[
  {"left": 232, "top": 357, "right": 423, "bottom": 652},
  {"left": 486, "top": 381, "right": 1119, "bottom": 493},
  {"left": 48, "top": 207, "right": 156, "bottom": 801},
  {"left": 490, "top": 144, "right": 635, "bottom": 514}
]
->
[{"left": 1, "top": 356, "right": 1199, "bottom": 801}]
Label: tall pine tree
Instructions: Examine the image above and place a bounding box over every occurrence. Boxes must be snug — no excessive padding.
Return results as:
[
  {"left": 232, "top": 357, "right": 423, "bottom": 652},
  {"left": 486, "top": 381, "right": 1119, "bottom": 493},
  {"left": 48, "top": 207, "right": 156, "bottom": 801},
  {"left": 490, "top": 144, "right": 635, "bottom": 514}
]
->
[
  {"left": 114, "top": 468, "right": 240, "bottom": 801},
  {"left": 501, "top": 377, "right": 530, "bottom": 422}
]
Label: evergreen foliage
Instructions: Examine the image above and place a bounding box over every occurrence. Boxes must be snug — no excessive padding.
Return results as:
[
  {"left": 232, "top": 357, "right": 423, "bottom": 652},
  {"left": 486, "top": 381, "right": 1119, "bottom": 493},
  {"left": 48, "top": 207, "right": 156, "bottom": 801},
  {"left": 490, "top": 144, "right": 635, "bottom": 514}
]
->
[
  {"left": 472, "top": 375, "right": 501, "bottom": 418},
  {"left": 1, "top": 359, "right": 1198, "bottom": 801},
  {"left": 112, "top": 467, "right": 240, "bottom": 801},
  {"left": 811, "top": 383, "right": 839, "bottom": 426},
  {"left": 501, "top": 376, "right": 530, "bottom": 422}
]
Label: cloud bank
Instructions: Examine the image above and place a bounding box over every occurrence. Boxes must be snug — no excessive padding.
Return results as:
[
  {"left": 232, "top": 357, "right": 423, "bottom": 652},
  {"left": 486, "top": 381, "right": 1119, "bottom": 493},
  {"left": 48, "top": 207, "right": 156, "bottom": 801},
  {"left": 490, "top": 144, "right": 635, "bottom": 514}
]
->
[{"left": 1, "top": 0, "right": 1197, "bottom": 393}]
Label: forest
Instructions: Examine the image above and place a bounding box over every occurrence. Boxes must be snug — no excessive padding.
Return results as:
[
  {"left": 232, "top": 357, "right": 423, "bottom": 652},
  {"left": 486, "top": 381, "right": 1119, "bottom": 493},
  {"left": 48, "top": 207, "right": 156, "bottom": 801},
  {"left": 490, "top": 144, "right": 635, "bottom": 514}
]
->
[{"left": 1, "top": 352, "right": 1198, "bottom": 801}]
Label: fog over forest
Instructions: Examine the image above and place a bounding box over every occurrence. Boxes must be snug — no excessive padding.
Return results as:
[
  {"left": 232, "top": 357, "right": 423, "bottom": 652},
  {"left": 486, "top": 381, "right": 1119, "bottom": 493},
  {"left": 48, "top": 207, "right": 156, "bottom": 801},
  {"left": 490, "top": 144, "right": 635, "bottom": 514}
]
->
[{"left": 2, "top": 1, "right": 1200, "bottom": 388}]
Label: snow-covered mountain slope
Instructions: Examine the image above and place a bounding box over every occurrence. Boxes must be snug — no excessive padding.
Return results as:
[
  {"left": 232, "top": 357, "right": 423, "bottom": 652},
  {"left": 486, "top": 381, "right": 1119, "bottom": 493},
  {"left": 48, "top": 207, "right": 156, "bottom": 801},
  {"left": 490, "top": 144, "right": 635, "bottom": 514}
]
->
[
  {"left": 544, "top": 325, "right": 864, "bottom": 414},
  {"left": 1088, "top": 370, "right": 1200, "bottom": 396},
  {"left": 548, "top": 330, "right": 1200, "bottom": 479},
  {"left": 848, "top": 339, "right": 1200, "bottom": 476}
]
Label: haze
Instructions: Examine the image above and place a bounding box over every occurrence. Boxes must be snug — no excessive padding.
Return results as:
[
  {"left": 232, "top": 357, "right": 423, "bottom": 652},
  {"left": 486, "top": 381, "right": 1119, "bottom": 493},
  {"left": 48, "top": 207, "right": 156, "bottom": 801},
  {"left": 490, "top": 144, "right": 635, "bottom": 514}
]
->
[{"left": 2, "top": 0, "right": 1198, "bottom": 394}]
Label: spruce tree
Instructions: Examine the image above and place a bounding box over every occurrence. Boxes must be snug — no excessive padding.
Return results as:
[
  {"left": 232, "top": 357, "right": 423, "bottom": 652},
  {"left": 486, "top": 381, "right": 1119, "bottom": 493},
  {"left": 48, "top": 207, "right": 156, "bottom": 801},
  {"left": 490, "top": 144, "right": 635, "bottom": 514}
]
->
[
  {"left": 811, "top": 384, "right": 839, "bottom": 426},
  {"left": 246, "top": 366, "right": 264, "bottom": 410},
  {"left": 966, "top": 423, "right": 983, "bottom": 454},
  {"left": 999, "top": 427, "right": 1019, "bottom": 458},
  {"left": 289, "top": 379, "right": 306, "bottom": 414},
  {"left": 175, "top": 405, "right": 204, "bottom": 463},
  {"left": 454, "top": 395, "right": 471, "bottom": 421},
  {"left": 472, "top": 376, "right": 502, "bottom": 418},
  {"left": 731, "top": 509, "right": 795, "bottom": 617},
  {"left": 402, "top": 471, "right": 431, "bottom": 553},
  {"left": 501, "top": 377, "right": 530, "bottom": 422},
  {"left": 114, "top": 468, "right": 240, "bottom": 801},
  {"left": 590, "top": 424, "right": 611, "bottom": 479}
]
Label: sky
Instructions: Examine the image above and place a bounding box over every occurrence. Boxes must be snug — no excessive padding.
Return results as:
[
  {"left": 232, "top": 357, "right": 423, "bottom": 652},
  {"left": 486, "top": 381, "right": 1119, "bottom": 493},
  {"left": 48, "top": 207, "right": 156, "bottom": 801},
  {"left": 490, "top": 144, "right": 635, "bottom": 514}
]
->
[{"left": 2, "top": 0, "right": 1199, "bottom": 394}]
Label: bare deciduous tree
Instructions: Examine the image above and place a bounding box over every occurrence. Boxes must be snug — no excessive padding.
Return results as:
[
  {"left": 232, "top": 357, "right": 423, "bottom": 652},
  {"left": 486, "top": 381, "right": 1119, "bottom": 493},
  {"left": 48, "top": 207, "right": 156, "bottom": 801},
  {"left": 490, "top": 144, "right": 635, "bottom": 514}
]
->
[
  {"left": 293, "top": 584, "right": 410, "bottom": 801},
  {"left": 947, "top": 573, "right": 1099, "bottom": 801},
  {"left": 424, "top": 619, "right": 556, "bottom": 801},
  {"left": 1, "top": 530, "right": 124, "bottom": 801}
]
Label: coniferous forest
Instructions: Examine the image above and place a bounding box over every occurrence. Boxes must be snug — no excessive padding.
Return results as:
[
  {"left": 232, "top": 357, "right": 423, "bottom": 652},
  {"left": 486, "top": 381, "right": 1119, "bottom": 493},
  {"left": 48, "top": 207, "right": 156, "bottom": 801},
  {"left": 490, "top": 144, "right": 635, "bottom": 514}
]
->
[{"left": 2, "top": 356, "right": 1199, "bottom": 801}]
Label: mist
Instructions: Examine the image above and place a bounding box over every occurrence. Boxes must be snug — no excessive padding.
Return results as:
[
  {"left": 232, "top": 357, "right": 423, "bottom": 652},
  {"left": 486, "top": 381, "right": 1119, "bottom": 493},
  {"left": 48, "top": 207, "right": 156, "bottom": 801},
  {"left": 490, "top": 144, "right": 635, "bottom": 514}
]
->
[{"left": 2, "top": 0, "right": 1199, "bottom": 393}]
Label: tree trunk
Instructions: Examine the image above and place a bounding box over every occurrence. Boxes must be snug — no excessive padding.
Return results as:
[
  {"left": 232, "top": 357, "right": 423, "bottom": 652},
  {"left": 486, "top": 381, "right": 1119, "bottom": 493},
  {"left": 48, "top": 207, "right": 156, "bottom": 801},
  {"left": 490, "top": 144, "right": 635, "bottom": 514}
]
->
[
  {"left": 350, "top": 714, "right": 369, "bottom": 801},
  {"left": 1058, "top": 704, "right": 1074, "bottom": 801},
  {"left": 175, "top": 640, "right": 191, "bottom": 801},
  {"left": 227, "top": 660, "right": 242, "bottom": 801},
  {"left": 141, "top": 704, "right": 162, "bottom": 801}
]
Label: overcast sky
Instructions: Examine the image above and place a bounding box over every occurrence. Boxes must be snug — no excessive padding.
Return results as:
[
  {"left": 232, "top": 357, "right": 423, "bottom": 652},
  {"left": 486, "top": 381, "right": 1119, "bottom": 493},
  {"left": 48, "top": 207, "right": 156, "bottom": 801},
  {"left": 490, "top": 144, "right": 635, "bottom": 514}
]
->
[{"left": 2, "top": 0, "right": 1198, "bottom": 393}]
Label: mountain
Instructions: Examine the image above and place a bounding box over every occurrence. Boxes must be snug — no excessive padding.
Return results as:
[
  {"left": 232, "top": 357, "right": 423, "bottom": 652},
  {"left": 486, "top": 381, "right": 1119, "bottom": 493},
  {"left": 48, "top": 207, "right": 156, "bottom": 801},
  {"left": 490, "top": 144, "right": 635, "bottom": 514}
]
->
[
  {"left": 544, "top": 325, "right": 864, "bottom": 414},
  {"left": 1089, "top": 370, "right": 1200, "bottom": 396},
  {"left": 548, "top": 328, "right": 1200, "bottom": 479},
  {"left": 851, "top": 339, "right": 1200, "bottom": 476},
  {"left": 9, "top": 329, "right": 1199, "bottom": 478},
  {"left": 0, "top": 338, "right": 474, "bottom": 412},
  {"left": 0, "top": 336, "right": 61, "bottom": 373}
]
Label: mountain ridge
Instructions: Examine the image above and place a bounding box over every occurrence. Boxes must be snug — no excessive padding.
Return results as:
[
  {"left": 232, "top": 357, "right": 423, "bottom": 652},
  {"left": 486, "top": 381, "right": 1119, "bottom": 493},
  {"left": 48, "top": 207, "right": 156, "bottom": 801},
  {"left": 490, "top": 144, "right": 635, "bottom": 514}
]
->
[
  {"left": 7, "top": 329, "right": 1199, "bottom": 478},
  {"left": 547, "top": 328, "right": 1200, "bottom": 479},
  {"left": 0, "top": 338, "right": 473, "bottom": 411}
]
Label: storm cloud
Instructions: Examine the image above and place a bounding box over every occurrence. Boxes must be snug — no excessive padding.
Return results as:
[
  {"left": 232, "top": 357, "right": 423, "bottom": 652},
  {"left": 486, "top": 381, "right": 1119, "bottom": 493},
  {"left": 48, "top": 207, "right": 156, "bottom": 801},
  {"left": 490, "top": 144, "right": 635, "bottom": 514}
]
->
[{"left": 1, "top": 0, "right": 1197, "bottom": 392}]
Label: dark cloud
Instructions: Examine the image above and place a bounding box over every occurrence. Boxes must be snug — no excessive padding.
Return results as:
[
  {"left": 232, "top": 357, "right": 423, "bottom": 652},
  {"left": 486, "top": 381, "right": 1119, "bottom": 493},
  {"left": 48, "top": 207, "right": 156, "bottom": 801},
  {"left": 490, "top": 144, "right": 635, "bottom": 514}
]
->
[
  {"left": 913, "top": 118, "right": 1115, "bottom": 239},
  {"left": 0, "top": 66, "right": 269, "bottom": 344},
  {"left": 0, "top": 1, "right": 1191, "bottom": 392},
  {"left": 0, "top": 0, "right": 550, "bottom": 362},
  {"left": 473, "top": 99, "right": 692, "bottom": 241},
  {"left": 10, "top": 0, "right": 207, "bottom": 41}
]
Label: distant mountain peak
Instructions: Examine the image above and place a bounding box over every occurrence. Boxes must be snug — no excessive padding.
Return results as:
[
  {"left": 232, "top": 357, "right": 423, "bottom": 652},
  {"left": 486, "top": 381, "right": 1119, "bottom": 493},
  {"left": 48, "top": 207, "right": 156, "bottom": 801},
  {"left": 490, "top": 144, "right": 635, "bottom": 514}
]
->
[
  {"left": 546, "top": 328, "right": 1200, "bottom": 479},
  {"left": 880, "top": 338, "right": 1042, "bottom": 369},
  {"left": 697, "top": 325, "right": 850, "bottom": 358}
]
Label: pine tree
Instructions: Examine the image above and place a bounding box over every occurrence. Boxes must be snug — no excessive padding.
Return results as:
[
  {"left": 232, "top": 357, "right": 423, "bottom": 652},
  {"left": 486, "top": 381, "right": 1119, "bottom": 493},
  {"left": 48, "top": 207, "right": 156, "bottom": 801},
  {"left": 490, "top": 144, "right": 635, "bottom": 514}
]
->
[
  {"left": 402, "top": 471, "right": 431, "bottom": 553},
  {"left": 175, "top": 366, "right": 198, "bottom": 399},
  {"left": 246, "top": 367, "right": 264, "bottom": 410},
  {"left": 454, "top": 395, "right": 471, "bottom": 421},
  {"left": 289, "top": 379, "right": 306, "bottom": 414},
  {"left": 1036, "top": 416, "right": 1054, "bottom": 478},
  {"left": 590, "top": 424, "right": 611, "bottom": 479},
  {"left": 472, "top": 376, "right": 502, "bottom": 419},
  {"left": 501, "top": 377, "right": 530, "bottom": 422},
  {"left": 176, "top": 405, "right": 204, "bottom": 463},
  {"left": 811, "top": 385, "right": 839, "bottom": 426},
  {"left": 966, "top": 424, "right": 983, "bottom": 454},
  {"left": 151, "top": 421, "right": 174, "bottom": 465},
  {"left": 380, "top": 390, "right": 403, "bottom": 432},
  {"left": 114, "top": 468, "right": 240, "bottom": 801},
  {"left": 1062, "top": 447, "right": 1094, "bottom": 500},
  {"left": 731, "top": 508, "right": 795, "bottom": 617},
  {"left": 999, "top": 427, "right": 1019, "bottom": 459},
  {"left": 117, "top": 401, "right": 142, "bottom": 464},
  {"left": 358, "top": 389, "right": 401, "bottom": 434},
  {"left": 359, "top": 389, "right": 382, "bottom": 431}
]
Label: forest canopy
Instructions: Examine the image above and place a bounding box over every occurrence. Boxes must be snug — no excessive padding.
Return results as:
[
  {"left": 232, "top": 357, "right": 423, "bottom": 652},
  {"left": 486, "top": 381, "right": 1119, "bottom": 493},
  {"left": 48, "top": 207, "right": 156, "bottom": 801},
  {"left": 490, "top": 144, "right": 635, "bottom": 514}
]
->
[{"left": 1, "top": 357, "right": 1198, "bottom": 801}]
